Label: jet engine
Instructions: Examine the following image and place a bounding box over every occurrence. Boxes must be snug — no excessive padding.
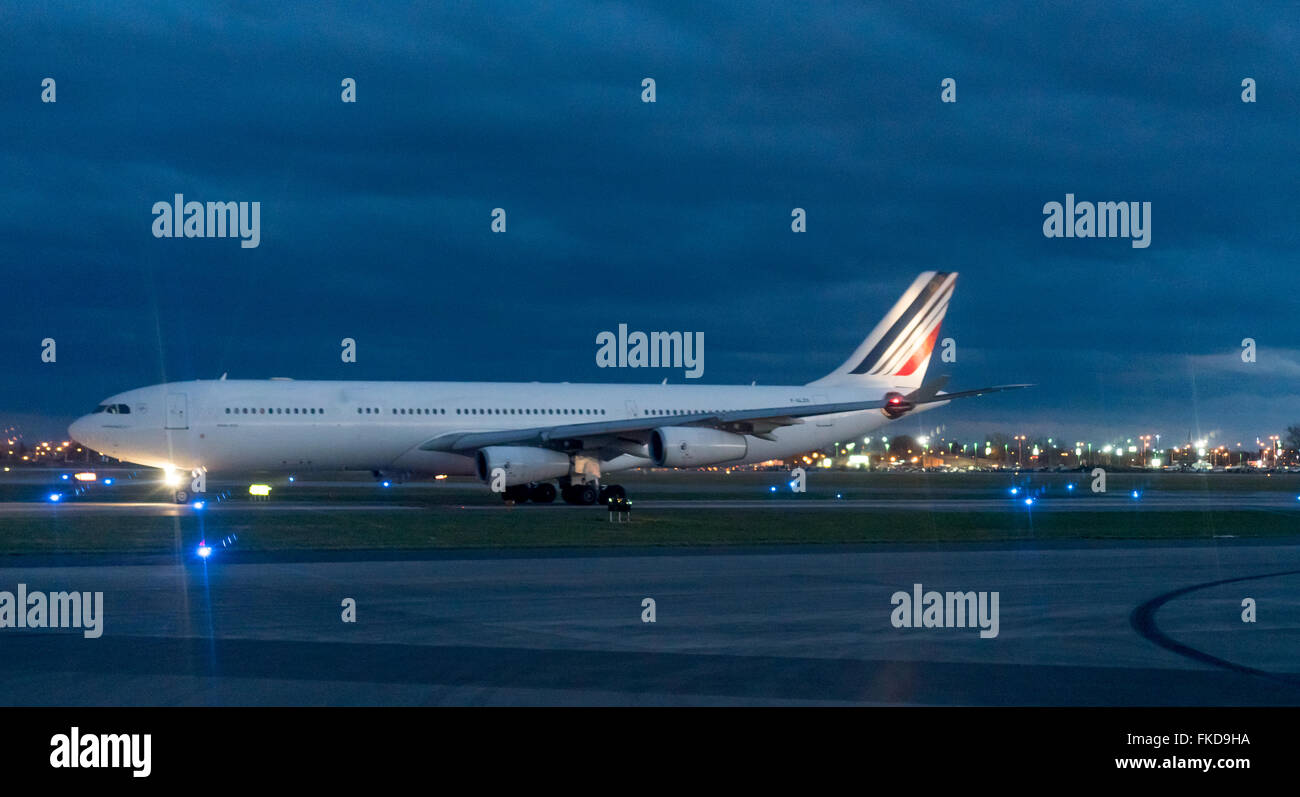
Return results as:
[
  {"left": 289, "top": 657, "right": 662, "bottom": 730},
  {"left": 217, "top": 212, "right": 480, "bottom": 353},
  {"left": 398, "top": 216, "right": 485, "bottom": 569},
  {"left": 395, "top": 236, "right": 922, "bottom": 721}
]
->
[
  {"left": 475, "top": 446, "right": 571, "bottom": 486},
  {"left": 650, "top": 427, "right": 748, "bottom": 467}
]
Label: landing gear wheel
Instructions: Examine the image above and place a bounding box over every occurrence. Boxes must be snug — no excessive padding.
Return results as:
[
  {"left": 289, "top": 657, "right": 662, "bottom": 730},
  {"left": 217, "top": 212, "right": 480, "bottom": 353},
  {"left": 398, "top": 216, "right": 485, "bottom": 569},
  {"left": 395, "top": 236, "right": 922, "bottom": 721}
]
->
[
  {"left": 562, "top": 484, "right": 598, "bottom": 505},
  {"left": 502, "top": 484, "right": 531, "bottom": 503},
  {"left": 173, "top": 489, "right": 190, "bottom": 504},
  {"left": 529, "top": 482, "right": 557, "bottom": 503}
]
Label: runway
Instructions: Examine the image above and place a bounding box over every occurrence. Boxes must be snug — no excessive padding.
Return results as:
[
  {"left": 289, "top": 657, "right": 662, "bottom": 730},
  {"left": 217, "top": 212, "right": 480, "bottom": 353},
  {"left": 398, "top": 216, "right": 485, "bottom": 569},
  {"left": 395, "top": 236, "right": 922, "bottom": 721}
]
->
[
  {"left": 3, "top": 491, "right": 1298, "bottom": 514},
  {"left": 0, "top": 539, "right": 1297, "bottom": 705}
]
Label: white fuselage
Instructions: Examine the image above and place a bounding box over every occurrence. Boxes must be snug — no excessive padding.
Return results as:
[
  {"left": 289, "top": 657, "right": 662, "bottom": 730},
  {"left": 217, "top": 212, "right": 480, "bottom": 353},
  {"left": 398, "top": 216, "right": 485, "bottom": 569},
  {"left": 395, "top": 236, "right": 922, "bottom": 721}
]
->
[{"left": 69, "top": 379, "right": 934, "bottom": 478}]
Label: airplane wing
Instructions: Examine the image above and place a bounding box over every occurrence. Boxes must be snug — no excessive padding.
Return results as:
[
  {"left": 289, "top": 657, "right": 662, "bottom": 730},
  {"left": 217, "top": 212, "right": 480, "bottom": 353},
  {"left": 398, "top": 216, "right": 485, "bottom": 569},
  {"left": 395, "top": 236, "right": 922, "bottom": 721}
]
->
[{"left": 418, "top": 383, "right": 1030, "bottom": 453}]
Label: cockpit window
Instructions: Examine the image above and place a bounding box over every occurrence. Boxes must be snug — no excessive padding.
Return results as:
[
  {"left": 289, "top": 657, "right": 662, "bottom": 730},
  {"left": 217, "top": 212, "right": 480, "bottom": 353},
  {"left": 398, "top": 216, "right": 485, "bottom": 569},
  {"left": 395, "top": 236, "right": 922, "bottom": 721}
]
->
[{"left": 94, "top": 403, "right": 131, "bottom": 414}]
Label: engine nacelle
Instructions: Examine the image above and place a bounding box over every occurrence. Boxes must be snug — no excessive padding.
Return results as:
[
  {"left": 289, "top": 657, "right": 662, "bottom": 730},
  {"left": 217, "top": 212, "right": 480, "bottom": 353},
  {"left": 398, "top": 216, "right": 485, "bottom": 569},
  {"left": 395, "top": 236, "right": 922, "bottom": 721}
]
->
[
  {"left": 650, "top": 427, "right": 748, "bottom": 467},
  {"left": 475, "top": 446, "right": 571, "bottom": 486}
]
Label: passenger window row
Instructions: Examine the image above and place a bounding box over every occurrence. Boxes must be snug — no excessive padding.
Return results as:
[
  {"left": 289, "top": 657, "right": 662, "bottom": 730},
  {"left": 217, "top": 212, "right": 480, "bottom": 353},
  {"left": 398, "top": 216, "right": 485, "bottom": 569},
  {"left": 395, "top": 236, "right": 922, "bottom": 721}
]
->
[{"left": 221, "top": 406, "right": 622, "bottom": 418}]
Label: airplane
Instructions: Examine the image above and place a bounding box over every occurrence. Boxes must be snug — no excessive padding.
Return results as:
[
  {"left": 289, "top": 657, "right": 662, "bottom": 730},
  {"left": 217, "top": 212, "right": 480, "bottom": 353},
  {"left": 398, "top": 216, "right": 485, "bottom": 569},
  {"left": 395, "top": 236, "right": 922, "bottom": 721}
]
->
[{"left": 69, "top": 271, "right": 1026, "bottom": 505}]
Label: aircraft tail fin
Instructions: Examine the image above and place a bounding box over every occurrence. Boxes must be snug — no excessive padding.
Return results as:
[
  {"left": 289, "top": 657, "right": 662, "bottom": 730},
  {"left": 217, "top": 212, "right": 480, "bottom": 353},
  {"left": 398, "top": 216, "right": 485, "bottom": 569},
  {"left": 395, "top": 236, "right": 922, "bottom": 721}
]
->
[{"left": 809, "top": 271, "right": 956, "bottom": 389}]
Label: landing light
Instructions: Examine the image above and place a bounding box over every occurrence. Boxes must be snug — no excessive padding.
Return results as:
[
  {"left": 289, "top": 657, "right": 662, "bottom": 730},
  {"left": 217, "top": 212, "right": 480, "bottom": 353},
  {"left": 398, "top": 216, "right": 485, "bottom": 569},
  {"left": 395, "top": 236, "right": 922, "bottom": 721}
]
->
[{"left": 164, "top": 470, "right": 183, "bottom": 488}]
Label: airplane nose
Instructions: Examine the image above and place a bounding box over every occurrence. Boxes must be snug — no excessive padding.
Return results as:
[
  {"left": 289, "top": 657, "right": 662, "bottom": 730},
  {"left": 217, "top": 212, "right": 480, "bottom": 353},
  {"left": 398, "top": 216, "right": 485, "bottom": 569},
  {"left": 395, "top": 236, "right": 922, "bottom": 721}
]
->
[{"left": 68, "top": 416, "right": 90, "bottom": 445}]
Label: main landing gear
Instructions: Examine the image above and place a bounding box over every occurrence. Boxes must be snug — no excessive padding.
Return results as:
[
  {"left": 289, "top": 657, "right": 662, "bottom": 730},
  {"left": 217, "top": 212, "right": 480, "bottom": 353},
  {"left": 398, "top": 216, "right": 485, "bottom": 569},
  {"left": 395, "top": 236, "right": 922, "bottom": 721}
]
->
[
  {"left": 499, "top": 481, "right": 625, "bottom": 506},
  {"left": 561, "top": 483, "right": 599, "bottom": 505},
  {"left": 501, "top": 482, "right": 558, "bottom": 503}
]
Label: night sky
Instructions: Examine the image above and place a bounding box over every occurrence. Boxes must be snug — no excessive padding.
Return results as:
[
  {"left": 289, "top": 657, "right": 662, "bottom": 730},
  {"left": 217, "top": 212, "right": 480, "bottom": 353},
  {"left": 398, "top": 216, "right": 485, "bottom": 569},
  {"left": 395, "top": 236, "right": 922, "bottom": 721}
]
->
[{"left": 3, "top": 2, "right": 1297, "bottom": 445}]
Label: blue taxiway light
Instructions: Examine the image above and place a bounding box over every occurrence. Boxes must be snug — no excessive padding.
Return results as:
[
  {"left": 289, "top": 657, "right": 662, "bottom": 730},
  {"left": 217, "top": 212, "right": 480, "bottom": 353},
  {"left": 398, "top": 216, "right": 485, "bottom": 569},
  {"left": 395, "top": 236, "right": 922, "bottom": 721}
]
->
[
  {"left": 1066, "top": 483, "right": 1076, "bottom": 491},
  {"left": 197, "top": 544, "right": 212, "bottom": 558},
  {"left": 381, "top": 480, "right": 391, "bottom": 488},
  {"left": 769, "top": 486, "right": 777, "bottom": 492},
  {"left": 288, "top": 476, "right": 295, "bottom": 483},
  {"left": 1131, "top": 490, "right": 1141, "bottom": 499},
  {"left": 47, "top": 493, "right": 61, "bottom": 502},
  {"left": 193, "top": 500, "right": 205, "bottom": 510},
  {"left": 60, "top": 474, "right": 69, "bottom": 480},
  {"left": 1024, "top": 497, "right": 1035, "bottom": 506},
  {"left": 103, "top": 478, "right": 114, "bottom": 485}
]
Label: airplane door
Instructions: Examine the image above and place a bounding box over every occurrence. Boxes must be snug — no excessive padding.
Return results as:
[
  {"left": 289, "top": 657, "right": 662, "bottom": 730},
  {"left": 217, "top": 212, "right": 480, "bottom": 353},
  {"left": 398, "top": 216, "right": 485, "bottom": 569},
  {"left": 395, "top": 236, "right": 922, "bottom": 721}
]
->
[
  {"left": 624, "top": 399, "right": 639, "bottom": 419},
  {"left": 166, "top": 393, "right": 189, "bottom": 429}
]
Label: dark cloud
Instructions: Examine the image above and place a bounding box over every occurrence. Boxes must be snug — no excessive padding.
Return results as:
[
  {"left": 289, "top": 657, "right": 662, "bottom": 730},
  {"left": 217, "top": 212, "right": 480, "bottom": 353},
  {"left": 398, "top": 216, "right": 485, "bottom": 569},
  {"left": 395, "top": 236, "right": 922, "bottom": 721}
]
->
[{"left": 1, "top": 1, "right": 1297, "bottom": 444}]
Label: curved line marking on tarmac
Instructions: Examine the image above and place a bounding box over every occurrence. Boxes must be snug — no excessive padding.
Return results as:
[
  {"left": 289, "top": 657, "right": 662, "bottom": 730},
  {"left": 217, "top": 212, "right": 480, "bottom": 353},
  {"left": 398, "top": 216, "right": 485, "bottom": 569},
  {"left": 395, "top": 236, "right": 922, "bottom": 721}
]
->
[{"left": 1130, "top": 568, "right": 1300, "bottom": 688}]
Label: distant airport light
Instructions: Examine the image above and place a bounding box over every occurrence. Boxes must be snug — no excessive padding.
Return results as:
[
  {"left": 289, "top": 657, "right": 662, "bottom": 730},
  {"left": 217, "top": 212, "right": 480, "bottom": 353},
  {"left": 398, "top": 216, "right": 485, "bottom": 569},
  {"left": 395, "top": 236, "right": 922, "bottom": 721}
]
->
[
  {"left": 74, "top": 472, "right": 96, "bottom": 482},
  {"left": 248, "top": 484, "right": 272, "bottom": 497},
  {"left": 434, "top": 474, "right": 448, "bottom": 480}
]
